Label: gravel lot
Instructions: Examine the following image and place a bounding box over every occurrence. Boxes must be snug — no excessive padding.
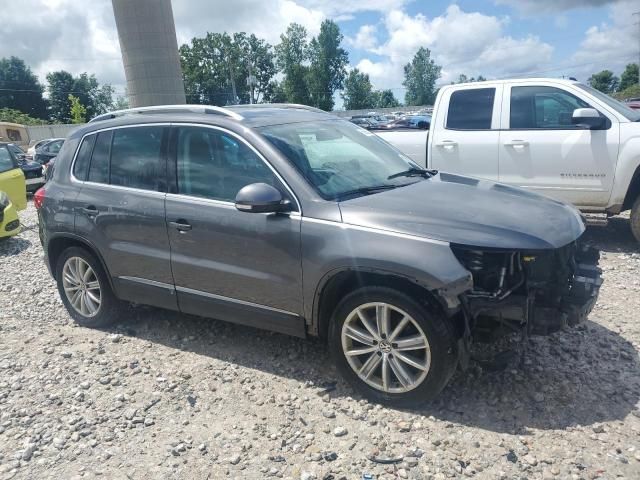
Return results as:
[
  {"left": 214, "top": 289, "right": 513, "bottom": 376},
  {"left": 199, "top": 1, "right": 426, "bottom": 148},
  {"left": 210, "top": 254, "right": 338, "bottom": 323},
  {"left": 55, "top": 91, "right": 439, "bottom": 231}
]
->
[{"left": 1, "top": 202, "right": 639, "bottom": 480}]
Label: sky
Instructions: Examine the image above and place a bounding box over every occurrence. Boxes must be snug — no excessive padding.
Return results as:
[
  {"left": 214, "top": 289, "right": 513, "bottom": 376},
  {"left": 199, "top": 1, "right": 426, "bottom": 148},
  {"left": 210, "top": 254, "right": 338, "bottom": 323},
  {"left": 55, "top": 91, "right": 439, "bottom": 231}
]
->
[{"left": 0, "top": 0, "right": 638, "bottom": 108}]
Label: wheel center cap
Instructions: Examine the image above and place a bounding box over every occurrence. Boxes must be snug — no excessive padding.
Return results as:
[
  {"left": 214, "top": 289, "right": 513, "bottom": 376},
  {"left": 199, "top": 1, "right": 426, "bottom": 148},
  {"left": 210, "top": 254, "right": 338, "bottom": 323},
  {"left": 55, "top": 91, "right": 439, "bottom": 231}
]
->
[{"left": 379, "top": 340, "right": 392, "bottom": 353}]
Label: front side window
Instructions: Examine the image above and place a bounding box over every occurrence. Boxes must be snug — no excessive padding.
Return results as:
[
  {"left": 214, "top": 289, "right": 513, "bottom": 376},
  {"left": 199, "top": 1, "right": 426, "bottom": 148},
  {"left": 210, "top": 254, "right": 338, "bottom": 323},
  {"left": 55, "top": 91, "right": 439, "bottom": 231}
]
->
[
  {"left": 447, "top": 88, "right": 495, "bottom": 130},
  {"left": 110, "top": 127, "right": 164, "bottom": 191},
  {"left": 510, "top": 86, "right": 592, "bottom": 129},
  {"left": 176, "top": 127, "right": 280, "bottom": 202},
  {"left": 0, "top": 146, "right": 17, "bottom": 173},
  {"left": 87, "top": 131, "right": 112, "bottom": 184},
  {"left": 260, "top": 120, "right": 422, "bottom": 200},
  {"left": 48, "top": 140, "right": 63, "bottom": 154}
]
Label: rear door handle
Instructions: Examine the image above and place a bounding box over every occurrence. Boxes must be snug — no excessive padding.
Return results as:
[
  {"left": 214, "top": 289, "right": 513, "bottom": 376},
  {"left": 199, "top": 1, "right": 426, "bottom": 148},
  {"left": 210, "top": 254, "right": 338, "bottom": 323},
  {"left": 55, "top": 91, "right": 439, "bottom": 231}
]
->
[
  {"left": 435, "top": 140, "right": 457, "bottom": 149},
  {"left": 81, "top": 206, "right": 98, "bottom": 217},
  {"left": 169, "top": 220, "right": 192, "bottom": 232}
]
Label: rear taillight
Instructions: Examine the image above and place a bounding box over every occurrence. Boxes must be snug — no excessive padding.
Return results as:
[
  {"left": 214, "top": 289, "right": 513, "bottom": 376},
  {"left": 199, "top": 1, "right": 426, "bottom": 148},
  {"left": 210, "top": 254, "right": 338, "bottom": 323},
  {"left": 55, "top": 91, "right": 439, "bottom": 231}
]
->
[{"left": 34, "top": 187, "right": 45, "bottom": 210}]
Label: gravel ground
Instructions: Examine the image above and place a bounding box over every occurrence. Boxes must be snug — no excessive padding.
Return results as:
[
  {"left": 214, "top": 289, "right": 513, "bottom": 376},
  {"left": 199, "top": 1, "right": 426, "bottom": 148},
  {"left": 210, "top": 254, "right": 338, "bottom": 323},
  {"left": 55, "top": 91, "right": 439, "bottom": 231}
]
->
[{"left": 0, "top": 202, "right": 639, "bottom": 480}]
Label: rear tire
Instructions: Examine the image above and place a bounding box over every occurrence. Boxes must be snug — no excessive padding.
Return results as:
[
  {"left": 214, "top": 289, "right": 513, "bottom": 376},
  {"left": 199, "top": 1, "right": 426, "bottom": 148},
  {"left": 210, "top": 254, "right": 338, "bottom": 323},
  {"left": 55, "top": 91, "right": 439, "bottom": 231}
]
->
[
  {"left": 55, "top": 246, "right": 125, "bottom": 328},
  {"left": 631, "top": 196, "right": 640, "bottom": 243},
  {"left": 328, "top": 286, "right": 457, "bottom": 407}
]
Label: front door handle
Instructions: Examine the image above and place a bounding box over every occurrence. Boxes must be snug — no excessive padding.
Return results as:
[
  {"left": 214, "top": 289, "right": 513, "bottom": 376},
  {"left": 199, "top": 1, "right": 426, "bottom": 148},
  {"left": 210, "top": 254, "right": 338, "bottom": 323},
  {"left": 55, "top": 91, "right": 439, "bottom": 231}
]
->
[
  {"left": 81, "top": 206, "right": 98, "bottom": 217},
  {"left": 504, "top": 140, "right": 529, "bottom": 148},
  {"left": 169, "top": 220, "right": 192, "bottom": 232}
]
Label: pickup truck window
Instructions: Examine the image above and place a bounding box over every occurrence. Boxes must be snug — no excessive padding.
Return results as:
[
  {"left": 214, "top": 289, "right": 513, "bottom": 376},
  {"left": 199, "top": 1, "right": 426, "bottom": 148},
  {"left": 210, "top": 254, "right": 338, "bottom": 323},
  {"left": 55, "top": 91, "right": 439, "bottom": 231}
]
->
[
  {"left": 0, "top": 146, "right": 17, "bottom": 173},
  {"left": 446, "top": 88, "right": 495, "bottom": 130},
  {"left": 510, "top": 86, "right": 590, "bottom": 129}
]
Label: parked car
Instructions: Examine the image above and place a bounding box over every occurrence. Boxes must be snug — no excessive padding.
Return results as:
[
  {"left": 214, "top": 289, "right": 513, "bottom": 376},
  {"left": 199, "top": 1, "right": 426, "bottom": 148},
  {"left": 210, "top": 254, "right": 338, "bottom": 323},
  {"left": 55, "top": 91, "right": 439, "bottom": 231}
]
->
[
  {"left": 349, "top": 117, "right": 377, "bottom": 129},
  {"left": 27, "top": 138, "right": 60, "bottom": 157},
  {"left": 376, "top": 78, "right": 640, "bottom": 242},
  {"left": 37, "top": 104, "right": 602, "bottom": 406},
  {"left": 0, "top": 143, "right": 26, "bottom": 239},
  {"left": 0, "top": 122, "right": 30, "bottom": 150},
  {"left": 379, "top": 115, "right": 431, "bottom": 130},
  {"left": 33, "top": 138, "right": 64, "bottom": 166},
  {"left": 5, "top": 143, "right": 45, "bottom": 192},
  {"left": 625, "top": 99, "right": 640, "bottom": 110}
]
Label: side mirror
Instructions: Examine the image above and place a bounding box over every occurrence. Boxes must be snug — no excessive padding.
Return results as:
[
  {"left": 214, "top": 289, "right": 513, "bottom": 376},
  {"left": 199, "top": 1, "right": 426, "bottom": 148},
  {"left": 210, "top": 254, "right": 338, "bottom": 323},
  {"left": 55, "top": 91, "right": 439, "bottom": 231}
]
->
[
  {"left": 235, "top": 183, "right": 292, "bottom": 214},
  {"left": 572, "top": 108, "right": 605, "bottom": 130}
]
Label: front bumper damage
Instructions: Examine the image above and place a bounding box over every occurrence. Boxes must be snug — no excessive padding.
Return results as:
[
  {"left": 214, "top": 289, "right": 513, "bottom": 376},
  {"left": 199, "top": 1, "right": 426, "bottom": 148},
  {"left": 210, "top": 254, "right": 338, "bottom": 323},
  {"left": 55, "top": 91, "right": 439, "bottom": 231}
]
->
[{"left": 455, "top": 242, "right": 603, "bottom": 341}]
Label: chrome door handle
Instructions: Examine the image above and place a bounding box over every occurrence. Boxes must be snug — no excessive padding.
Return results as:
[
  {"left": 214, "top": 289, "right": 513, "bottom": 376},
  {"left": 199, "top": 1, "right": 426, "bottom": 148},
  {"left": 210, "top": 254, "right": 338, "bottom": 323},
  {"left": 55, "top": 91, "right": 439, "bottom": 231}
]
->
[
  {"left": 169, "top": 220, "right": 192, "bottom": 232},
  {"left": 504, "top": 140, "right": 529, "bottom": 148},
  {"left": 435, "top": 140, "right": 457, "bottom": 150}
]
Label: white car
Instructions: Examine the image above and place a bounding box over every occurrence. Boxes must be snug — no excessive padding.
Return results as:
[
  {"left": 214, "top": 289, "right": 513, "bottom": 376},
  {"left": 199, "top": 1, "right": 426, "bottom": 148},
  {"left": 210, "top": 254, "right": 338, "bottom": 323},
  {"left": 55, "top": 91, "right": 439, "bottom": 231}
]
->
[{"left": 376, "top": 78, "right": 640, "bottom": 241}]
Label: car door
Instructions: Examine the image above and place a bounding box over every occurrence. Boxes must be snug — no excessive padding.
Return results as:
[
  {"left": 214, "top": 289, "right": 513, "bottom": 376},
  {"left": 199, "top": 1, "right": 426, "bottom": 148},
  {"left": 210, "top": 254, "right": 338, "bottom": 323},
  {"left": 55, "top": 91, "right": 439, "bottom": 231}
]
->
[
  {"left": 429, "top": 85, "right": 502, "bottom": 180},
  {"left": 498, "top": 84, "right": 618, "bottom": 207},
  {"left": 0, "top": 145, "right": 26, "bottom": 211},
  {"left": 73, "top": 125, "right": 177, "bottom": 310},
  {"left": 165, "top": 124, "right": 304, "bottom": 336}
]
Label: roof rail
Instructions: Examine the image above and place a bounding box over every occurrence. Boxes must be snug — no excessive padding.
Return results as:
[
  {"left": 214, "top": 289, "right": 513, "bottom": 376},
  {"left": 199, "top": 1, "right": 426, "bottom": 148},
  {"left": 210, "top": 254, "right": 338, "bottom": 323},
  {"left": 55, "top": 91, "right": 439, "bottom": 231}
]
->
[
  {"left": 229, "top": 103, "right": 326, "bottom": 114},
  {"left": 89, "top": 104, "right": 243, "bottom": 123}
]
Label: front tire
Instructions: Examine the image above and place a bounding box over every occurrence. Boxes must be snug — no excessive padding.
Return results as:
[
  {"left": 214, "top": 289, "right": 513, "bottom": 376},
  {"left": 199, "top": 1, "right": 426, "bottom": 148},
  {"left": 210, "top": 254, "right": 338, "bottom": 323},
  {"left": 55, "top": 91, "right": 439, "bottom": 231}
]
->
[
  {"left": 55, "top": 246, "right": 124, "bottom": 328},
  {"left": 631, "top": 196, "right": 640, "bottom": 243},
  {"left": 329, "top": 286, "right": 457, "bottom": 407}
]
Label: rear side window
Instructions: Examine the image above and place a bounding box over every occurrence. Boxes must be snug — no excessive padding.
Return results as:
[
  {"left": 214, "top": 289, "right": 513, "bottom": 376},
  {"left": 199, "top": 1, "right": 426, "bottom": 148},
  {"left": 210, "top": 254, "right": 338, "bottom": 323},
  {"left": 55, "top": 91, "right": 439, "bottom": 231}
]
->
[
  {"left": 73, "top": 135, "right": 96, "bottom": 181},
  {"left": 446, "top": 88, "right": 495, "bottom": 130},
  {"left": 87, "top": 131, "right": 112, "bottom": 184},
  {"left": 110, "top": 127, "right": 164, "bottom": 191},
  {"left": 6, "top": 129, "right": 22, "bottom": 142}
]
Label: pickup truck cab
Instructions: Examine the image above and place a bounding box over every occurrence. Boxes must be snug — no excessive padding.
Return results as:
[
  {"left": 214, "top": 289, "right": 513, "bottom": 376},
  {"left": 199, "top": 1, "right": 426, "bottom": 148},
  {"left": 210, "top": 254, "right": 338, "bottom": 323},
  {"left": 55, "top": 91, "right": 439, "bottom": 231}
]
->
[{"left": 376, "top": 78, "right": 640, "bottom": 241}]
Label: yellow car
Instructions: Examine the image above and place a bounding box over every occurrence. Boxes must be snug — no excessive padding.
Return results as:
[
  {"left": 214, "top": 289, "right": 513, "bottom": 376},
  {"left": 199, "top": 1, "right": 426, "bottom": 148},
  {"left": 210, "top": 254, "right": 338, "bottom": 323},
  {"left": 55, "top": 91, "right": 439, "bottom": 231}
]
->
[{"left": 0, "top": 143, "right": 26, "bottom": 239}]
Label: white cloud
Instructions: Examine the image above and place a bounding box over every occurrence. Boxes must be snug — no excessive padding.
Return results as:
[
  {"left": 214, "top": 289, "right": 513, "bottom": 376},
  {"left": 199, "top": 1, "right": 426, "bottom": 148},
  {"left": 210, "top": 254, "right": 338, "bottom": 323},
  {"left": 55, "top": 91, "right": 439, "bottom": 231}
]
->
[
  {"left": 356, "top": 5, "right": 554, "bottom": 93},
  {"left": 346, "top": 25, "right": 379, "bottom": 50},
  {"left": 569, "top": 0, "right": 638, "bottom": 80},
  {"left": 495, "top": 0, "right": 623, "bottom": 13}
]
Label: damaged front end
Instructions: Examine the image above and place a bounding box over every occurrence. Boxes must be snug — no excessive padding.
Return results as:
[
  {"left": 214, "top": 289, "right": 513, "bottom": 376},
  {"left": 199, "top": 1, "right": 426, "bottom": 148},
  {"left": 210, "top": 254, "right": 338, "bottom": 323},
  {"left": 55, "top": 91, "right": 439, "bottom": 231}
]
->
[{"left": 451, "top": 240, "right": 603, "bottom": 343}]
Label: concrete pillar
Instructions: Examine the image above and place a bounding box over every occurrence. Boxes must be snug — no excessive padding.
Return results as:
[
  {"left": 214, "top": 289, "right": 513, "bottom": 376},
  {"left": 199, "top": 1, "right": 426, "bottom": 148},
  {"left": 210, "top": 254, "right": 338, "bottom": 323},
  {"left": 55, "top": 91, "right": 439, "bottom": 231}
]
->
[{"left": 112, "top": 0, "right": 186, "bottom": 107}]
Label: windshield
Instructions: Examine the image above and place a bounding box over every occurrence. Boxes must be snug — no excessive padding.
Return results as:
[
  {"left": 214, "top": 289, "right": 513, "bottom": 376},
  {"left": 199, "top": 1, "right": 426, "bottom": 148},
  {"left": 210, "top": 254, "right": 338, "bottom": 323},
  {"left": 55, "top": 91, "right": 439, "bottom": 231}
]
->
[
  {"left": 260, "top": 120, "right": 423, "bottom": 200},
  {"left": 575, "top": 83, "right": 640, "bottom": 121}
]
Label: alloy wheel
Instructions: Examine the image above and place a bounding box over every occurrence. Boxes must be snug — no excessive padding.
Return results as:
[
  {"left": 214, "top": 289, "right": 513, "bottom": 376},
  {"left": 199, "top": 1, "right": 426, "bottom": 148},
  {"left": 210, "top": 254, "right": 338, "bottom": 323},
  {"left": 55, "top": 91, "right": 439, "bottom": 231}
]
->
[
  {"left": 341, "top": 302, "right": 431, "bottom": 394},
  {"left": 62, "top": 257, "right": 101, "bottom": 317}
]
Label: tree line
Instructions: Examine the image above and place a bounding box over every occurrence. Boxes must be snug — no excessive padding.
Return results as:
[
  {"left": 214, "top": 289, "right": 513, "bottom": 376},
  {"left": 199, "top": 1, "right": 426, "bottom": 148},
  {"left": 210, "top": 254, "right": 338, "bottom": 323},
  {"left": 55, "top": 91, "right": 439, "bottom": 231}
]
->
[
  {"left": 0, "top": 56, "right": 123, "bottom": 124},
  {"left": 588, "top": 64, "right": 639, "bottom": 99}
]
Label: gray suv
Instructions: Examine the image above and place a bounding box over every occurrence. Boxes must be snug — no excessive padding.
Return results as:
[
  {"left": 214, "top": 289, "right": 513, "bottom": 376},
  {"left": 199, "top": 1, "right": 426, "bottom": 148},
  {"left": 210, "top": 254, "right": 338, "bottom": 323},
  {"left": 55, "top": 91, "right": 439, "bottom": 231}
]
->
[{"left": 37, "top": 104, "right": 602, "bottom": 406}]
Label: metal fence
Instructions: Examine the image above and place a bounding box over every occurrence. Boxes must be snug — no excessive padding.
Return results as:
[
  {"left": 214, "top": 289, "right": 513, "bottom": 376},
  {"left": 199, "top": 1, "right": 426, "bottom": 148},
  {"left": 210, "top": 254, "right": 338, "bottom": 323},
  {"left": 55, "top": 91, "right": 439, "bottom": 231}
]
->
[{"left": 26, "top": 124, "right": 84, "bottom": 143}]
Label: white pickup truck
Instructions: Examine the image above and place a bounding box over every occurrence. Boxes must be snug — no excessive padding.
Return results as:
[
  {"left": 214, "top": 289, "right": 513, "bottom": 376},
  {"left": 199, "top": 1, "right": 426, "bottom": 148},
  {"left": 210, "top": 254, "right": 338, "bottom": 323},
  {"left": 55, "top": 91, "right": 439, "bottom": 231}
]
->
[{"left": 375, "top": 78, "right": 640, "bottom": 241}]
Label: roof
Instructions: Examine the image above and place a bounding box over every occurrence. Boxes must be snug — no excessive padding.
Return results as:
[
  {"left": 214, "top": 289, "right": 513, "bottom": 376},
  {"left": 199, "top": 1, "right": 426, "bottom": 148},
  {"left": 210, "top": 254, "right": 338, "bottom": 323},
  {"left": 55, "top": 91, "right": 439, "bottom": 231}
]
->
[
  {"left": 87, "top": 103, "right": 335, "bottom": 129},
  {"left": 452, "top": 77, "right": 581, "bottom": 88}
]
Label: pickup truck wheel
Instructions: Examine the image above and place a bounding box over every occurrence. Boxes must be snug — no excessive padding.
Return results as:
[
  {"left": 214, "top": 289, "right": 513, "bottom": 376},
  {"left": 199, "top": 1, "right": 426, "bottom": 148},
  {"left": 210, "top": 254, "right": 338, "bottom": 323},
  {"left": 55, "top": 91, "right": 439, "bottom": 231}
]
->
[
  {"left": 55, "top": 246, "right": 125, "bottom": 328},
  {"left": 329, "top": 286, "right": 457, "bottom": 407},
  {"left": 631, "top": 196, "right": 640, "bottom": 243}
]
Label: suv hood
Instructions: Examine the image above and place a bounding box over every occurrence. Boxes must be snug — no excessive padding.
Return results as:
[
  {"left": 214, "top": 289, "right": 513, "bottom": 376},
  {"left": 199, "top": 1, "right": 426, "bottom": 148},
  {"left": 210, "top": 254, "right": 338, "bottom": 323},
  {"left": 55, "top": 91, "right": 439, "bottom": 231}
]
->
[{"left": 338, "top": 172, "right": 584, "bottom": 250}]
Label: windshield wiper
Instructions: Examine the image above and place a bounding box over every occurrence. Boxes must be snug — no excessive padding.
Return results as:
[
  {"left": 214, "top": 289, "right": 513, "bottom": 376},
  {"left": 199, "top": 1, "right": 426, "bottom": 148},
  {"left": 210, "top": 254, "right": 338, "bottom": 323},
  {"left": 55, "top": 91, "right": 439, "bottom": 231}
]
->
[
  {"left": 388, "top": 167, "right": 438, "bottom": 180},
  {"left": 334, "top": 184, "right": 399, "bottom": 200}
]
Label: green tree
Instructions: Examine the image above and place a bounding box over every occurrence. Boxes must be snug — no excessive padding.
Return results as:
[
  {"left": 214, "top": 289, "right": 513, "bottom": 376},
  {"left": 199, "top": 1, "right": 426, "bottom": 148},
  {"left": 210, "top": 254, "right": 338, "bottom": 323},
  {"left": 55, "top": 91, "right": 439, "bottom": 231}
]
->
[
  {"left": 275, "top": 23, "right": 311, "bottom": 105},
  {"left": 307, "top": 20, "right": 349, "bottom": 110},
  {"left": 619, "top": 63, "right": 639, "bottom": 92},
  {"left": 588, "top": 70, "right": 619, "bottom": 94},
  {"left": 341, "top": 68, "right": 374, "bottom": 110},
  {"left": 0, "top": 56, "right": 47, "bottom": 119},
  {"left": 375, "top": 89, "right": 400, "bottom": 108},
  {"left": 403, "top": 47, "right": 441, "bottom": 106},
  {"left": 453, "top": 74, "right": 486, "bottom": 84},
  {"left": 68, "top": 94, "right": 86, "bottom": 124},
  {"left": 114, "top": 94, "right": 129, "bottom": 110},
  {"left": 0, "top": 108, "right": 48, "bottom": 125},
  {"left": 181, "top": 32, "right": 276, "bottom": 105},
  {"left": 47, "top": 71, "right": 113, "bottom": 121}
]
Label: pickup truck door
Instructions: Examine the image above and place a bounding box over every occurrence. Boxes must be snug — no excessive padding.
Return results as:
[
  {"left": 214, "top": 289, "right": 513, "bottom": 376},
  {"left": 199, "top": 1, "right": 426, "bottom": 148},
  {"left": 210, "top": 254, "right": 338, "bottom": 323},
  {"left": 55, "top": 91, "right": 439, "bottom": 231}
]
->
[
  {"left": 429, "top": 85, "right": 502, "bottom": 180},
  {"left": 498, "top": 83, "right": 618, "bottom": 208}
]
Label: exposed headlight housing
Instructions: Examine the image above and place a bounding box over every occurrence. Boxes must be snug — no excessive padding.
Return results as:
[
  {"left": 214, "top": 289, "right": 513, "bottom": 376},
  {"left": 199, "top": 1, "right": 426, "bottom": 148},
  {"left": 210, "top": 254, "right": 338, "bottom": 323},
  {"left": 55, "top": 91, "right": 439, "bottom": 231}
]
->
[{"left": 0, "top": 191, "right": 10, "bottom": 210}]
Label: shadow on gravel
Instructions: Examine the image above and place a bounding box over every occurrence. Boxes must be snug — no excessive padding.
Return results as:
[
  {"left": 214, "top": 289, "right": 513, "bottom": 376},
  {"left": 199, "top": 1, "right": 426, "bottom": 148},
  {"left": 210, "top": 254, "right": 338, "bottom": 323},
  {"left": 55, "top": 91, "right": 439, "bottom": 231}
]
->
[
  {"left": 110, "top": 306, "right": 639, "bottom": 435},
  {"left": 0, "top": 236, "right": 32, "bottom": 257},
  {"left": 583, "top": 216, "right": 639, "bottom": 254}
]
